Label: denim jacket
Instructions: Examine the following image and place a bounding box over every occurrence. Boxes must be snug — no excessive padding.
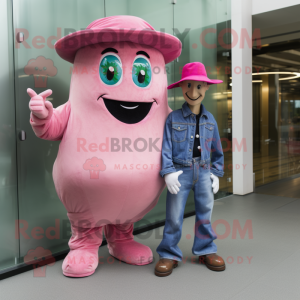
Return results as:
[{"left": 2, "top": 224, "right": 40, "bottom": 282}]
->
[{"left": 160, "top": 101, "right": 225, "bottom": 178}]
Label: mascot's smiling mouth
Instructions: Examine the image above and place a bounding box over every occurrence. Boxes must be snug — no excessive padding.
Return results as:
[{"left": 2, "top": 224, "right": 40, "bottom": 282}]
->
[{"left": 98, "top": 95, "right": 155, "bottom": 124}]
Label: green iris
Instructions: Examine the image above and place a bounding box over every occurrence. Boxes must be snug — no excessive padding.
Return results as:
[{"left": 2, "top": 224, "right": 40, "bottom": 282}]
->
[
  {"left": 99, "top": 55, "right": 122, "bottom": 85},
  {"left": 132, "top": 57, "right": 152, "bottom": 88}
]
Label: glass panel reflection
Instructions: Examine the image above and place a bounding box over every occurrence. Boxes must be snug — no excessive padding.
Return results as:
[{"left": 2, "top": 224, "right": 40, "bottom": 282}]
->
[
  {"left": 0, "top": 0, "right": 19, "bottom": 273},
  {"left": 13, "top": 0, "right": 105, "bottom": 264},
  {"left": 252, "top": 13, "right": 300, "bottom": 189}
]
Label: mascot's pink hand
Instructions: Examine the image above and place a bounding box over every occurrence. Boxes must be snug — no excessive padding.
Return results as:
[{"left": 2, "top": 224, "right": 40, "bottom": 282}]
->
[{"left": 27, "top": 88, "right": 53, "bottom": 119}]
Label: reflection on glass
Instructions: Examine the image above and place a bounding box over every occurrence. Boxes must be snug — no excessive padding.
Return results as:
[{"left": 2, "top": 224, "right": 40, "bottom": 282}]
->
[
  {"left": 0, "top": 0, "right": 19, "bottom": 273},
  {"left": 253, "top": 45, "right": 300, "bottom": 187},
  {"left": 12, "top": 0, "right": 105, "bottom": 269}
]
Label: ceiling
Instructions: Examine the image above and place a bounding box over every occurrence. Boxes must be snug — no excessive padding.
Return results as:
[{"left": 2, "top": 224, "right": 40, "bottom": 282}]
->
[{"left": 251, "top": 5, "right": 300, "bottom": 95}]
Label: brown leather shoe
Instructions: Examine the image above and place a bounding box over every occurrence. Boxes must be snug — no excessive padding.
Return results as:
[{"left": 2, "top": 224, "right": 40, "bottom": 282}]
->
[
  {"left": 199, "top": 253, "right": 226, "bottom": 271},
  {"left": 154, "top": 258, "right": 178, "bottom": 277}
]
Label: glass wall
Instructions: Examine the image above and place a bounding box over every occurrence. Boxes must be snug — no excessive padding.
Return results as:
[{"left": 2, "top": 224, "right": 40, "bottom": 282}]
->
[
  {"left": 13, "top": 0, "right": 104, "bottom": 261},
  {"left": 1, "top": 0, "right": 105, "bottom": 275},
  {"left": 0, "top": 0, "right": 232, "bottom": 275},
  {"left": 252, "top": 9, "right": 300, "bottom": 188},
  {"left": 0, "top": 0, "right": 19, "bottom": 272}
]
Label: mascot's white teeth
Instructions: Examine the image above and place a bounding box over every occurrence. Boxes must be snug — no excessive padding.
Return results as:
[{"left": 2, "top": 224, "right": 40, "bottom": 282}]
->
[{"left": 120, "top": 105, "right": 139, "bottom": 109}]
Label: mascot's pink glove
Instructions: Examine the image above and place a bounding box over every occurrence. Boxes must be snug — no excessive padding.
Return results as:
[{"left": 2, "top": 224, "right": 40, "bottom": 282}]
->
[
  {"left": 164, "top": 171, "right": 183, "bottom": 195},
  {"left": 27, "top": 88, "right": 53, "bottom": 120},
  {"left": 210, "top": 173, "right": 219, "bottom": 194}
]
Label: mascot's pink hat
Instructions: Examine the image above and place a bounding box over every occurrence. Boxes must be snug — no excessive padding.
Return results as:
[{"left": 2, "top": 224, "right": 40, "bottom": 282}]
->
[
  {"left": 167, "top": 62, "right": 223, "bottom": 89},
  {"left": 55, "top": 15, "right": 182, "bottom": 64}
]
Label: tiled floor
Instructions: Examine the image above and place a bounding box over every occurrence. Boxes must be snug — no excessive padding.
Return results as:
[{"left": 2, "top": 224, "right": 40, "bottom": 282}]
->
[
  {"left": 1, "top": 192, "right": 300, "bottom": 300},
  {"left": 255, "top": 174, "right": 300, "bottom": 198}
]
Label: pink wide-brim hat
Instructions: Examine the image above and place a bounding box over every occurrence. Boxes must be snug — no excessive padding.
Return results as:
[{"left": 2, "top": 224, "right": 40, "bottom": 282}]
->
[
  {"left": 167, "top": 62, "right": 223, "bottom": 89},
  {"left": 54, "top": 15, "right": 182, "bottom": 64}
]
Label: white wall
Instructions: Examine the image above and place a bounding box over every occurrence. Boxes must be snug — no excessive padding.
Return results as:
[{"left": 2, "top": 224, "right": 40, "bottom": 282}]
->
[
  {"left": 231, "top": 0, "right": 253, "bottom": 195},
  {"left": 252, "top": 0, "right": 300, "bottom": 15}
]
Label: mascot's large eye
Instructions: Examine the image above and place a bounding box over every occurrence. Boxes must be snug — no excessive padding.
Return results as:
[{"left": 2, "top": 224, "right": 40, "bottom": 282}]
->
[
  {"left": 132, "top": 56, "right": 152, "bottom": 88},
  {"left": 99, "top": 54, "right": 122, "bottom": 86}
]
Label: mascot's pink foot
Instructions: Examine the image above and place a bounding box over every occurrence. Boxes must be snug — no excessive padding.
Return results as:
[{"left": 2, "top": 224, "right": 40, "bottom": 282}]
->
[
  {"left": 62, "top": 248, "right": 99, "bottom": 277},
  {"left": 62, "top": 226, "right": 103, "bottom": 277},
  {"left": 105, "top": 223, "right": 153, "bottom": 265},
  {"left": 108, "top": 240, "right": 153, "bottom": 265}
]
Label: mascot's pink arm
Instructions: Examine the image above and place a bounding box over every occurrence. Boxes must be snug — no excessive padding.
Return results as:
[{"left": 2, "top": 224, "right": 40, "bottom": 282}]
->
[{"left": 30, "top": 101, "right": 71, "bottom": 141}]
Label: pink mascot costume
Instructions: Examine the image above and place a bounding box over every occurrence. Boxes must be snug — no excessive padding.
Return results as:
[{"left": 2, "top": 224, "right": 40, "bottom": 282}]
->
[{"left": 26, "top": 16, "right": 182, "bottom": 277}]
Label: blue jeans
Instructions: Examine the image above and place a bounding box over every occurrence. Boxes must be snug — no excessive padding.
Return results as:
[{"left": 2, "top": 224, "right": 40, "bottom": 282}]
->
[{"left": 156, "top": 157, "right": 217, "bottom": 261}]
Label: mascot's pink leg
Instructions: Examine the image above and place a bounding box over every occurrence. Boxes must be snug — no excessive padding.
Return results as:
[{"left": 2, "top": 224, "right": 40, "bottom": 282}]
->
[
  {"left": 104, "top": 223, "right": 153, "bottom": 265},
  {"left": 62, "top": 225, "right": 103, "bottom": 277}
]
